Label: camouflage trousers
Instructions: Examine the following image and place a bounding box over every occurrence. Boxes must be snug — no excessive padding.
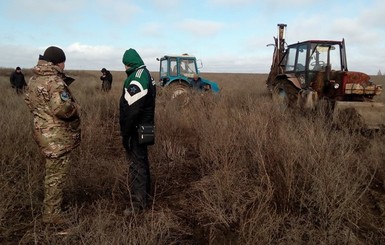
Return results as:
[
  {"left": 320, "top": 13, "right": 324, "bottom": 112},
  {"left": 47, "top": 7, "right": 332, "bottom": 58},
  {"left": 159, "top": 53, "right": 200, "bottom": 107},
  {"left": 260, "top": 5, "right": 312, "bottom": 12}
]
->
[{"left": 43, "top": 154, "right": 70, "bottom": 217}]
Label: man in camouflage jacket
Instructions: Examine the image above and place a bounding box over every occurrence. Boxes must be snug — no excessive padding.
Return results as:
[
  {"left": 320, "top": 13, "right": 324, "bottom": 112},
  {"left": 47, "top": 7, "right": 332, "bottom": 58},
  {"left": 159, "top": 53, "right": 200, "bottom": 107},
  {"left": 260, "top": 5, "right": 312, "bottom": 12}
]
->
[{"left": 25, "top": 46, "right": 81, "bottom": 224}]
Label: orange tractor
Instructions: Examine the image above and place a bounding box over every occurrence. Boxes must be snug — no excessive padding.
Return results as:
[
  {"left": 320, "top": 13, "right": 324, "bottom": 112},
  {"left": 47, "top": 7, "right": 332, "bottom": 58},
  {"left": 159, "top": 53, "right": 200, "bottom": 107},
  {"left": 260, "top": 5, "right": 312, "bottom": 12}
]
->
[{"left": 266, "top": 24, "right": 384, "bottom": 129}]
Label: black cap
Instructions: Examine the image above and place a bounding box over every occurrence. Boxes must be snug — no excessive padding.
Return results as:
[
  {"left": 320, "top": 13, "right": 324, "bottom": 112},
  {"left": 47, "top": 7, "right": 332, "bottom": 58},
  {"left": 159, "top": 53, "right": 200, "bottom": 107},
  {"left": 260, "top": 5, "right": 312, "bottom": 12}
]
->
[
  {"left": 16, "top": 66, "right": 21, "bottom": 70},
  {"left": 43, "top": 46, "right": 66, "bottom": 64},
  {"left": 101, "top": 68, "right": 107, "bottom": 73}
]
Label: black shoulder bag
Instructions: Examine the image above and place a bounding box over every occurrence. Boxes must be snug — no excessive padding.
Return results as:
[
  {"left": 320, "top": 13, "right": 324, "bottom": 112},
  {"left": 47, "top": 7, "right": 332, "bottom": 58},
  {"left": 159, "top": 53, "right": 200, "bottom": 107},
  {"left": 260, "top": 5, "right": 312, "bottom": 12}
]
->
[{"left": 137, "top": 124, "right": 155, "bottom": 145}]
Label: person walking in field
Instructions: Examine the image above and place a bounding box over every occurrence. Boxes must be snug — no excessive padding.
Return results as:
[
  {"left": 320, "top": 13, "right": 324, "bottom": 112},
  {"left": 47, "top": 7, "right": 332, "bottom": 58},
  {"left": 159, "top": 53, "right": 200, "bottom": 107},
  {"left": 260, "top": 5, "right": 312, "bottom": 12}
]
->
[
  {"left": 24, "top": 46, "right": 81, "bottom": 224},
  {"left": 10, "top": 66, "right": 27, "bottom": 94},
  {"left": 119, "top": 48, "right": 156, "bottom": 214},
  {"left": 100, "top": 67, "right": 113, "bottom": 92}
]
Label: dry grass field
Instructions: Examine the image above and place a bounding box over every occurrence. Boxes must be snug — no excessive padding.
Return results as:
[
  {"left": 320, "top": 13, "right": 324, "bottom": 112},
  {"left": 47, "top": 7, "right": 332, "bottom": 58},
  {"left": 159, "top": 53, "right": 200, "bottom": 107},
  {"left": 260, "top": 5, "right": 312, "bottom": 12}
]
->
[{"left": 1, "top": 67, "right": 385, "bottom": 244}]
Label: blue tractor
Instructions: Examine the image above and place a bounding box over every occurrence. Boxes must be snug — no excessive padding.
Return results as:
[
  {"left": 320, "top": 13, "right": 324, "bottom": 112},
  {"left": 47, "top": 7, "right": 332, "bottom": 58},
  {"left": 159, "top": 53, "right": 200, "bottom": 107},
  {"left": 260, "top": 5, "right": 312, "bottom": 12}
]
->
[{"left": 157, "top": 54, "right": 219, "bottom": 98}]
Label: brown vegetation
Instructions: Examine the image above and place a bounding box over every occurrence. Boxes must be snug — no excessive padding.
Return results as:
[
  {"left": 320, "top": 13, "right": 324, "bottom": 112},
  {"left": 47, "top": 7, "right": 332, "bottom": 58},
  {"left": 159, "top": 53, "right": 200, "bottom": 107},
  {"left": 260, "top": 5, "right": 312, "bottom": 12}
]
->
[{"left": 0, "top": 68, "right": 385, "bottom": 244}]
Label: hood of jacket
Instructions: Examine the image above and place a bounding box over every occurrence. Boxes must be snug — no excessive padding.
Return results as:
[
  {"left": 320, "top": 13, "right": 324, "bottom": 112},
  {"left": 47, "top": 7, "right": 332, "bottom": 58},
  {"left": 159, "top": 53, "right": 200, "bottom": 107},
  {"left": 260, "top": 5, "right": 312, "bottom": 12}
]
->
[
  {"left": 32, "top": 59, "right": 75, "bottom": 85},
  {"left": 33, "top": 59, "right": 63, "bottom": 76},
  {"left": 122, "top": 48, "right": 144, "bottom": 71}
]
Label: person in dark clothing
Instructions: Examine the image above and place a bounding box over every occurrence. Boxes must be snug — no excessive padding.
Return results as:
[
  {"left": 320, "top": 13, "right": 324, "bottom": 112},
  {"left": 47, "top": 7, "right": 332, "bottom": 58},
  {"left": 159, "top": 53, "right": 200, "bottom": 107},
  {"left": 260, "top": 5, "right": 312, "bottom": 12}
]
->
[
  {"left": 192, "top": 74, "right": 211, "bottom": 91},
  {"left": 119, "top": 48, "right": 156, "bottom": 214},
  {"left": 10, "top": 67, "right": 27, "bottom": 94},
  {"left": 100, "top": 68, "right": 113, "bottom": 92},
  {"left": 192, "top": 74, "right": 203, "bottom": 90}
]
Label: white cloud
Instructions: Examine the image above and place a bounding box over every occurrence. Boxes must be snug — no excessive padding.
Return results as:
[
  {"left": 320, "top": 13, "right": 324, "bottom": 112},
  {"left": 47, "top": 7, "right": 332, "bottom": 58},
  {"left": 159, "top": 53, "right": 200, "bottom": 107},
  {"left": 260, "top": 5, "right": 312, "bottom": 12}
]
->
[
  {"left": 0, "top": 44, "right": 38, "bottom": 69},
  {"left": 9, "top": 0, "right": 84, "bottom": 13},
  {"left": 64, "top": 43, "right": 121, "bottom": 70},
  {"left": 152, "top": 0, "right": 182, "bottom": 8},
  {"left": 202, "top": 53, "right": 265, "bottom": 73},
  {"left": 177, "top": 19, "right": 224, "bottom": 37},
  {"left": 1, "top": 0, "right": 384, "bottom": 75},
  {"left": 64, "top": 44, "right": 163, "bottom": 71},
  {"left": 2, "top": 0, "right": 86, "bottom": 21},
  {"left": 359, "top": 0, "right": 385, "bottom": 27},
  {"left": 207, "top": 0, "right": 254, "bottom": 5},
  {"left": 67, "top": 43, "right": 114, "bottom": 57},
  {"left": 261, "top": 0, "right": 319, "bottom": 7},
  {"left": 208, "top": 0, "right": 318, "bottom": 8},
  {"left": 97, "top": 1, "right": 141, "bottom": 23}
]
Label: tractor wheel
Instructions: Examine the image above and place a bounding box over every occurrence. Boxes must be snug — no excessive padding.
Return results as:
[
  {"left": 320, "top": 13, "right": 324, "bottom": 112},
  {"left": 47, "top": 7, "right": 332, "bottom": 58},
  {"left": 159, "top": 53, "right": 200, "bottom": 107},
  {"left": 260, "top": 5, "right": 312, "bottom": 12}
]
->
[
  {"left": 272, "top": 80, "right": 299, "bottom": 110},
  {"left": 170, "top": 83, "right": 189, "bottom": 99},
  {"left": 168, "top": 82, "right": 191, "bottom": 105}
]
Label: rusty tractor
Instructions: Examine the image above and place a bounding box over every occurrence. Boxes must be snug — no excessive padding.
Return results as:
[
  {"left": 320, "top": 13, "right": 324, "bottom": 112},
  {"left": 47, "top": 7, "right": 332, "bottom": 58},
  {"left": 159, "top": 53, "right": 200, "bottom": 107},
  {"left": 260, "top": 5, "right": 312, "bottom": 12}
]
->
[{"left": 266, "top": 24, "right": 384, "bottom": 130}]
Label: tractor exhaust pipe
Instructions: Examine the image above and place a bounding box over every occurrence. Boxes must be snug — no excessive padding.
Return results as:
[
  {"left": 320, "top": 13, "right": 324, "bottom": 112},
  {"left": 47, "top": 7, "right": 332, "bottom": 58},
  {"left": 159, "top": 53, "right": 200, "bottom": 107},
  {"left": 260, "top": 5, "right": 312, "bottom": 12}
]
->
[{"left": 277, "top": 23, "right": 287, "bottom": 51}]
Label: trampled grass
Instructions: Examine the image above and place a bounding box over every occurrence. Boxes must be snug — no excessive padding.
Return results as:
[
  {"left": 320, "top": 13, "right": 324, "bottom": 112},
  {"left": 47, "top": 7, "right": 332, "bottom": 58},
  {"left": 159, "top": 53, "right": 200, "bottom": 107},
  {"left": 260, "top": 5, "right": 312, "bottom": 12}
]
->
[{"left": 0, "top": 68, "right": 385, "bottom": 244}]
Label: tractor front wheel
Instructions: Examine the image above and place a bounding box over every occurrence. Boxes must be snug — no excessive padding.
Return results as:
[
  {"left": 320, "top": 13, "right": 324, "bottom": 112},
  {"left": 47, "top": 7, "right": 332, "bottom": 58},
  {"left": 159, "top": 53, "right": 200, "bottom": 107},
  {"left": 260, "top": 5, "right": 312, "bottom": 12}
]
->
[
  {"left": 168, "top": 82, "right": 191, "bottom": 105},
  {"left": 170, "top": 83, "right": 189, "bottom": 99},
  {"left": 272, "top": 80, "right": 299, "bottom": 110}
]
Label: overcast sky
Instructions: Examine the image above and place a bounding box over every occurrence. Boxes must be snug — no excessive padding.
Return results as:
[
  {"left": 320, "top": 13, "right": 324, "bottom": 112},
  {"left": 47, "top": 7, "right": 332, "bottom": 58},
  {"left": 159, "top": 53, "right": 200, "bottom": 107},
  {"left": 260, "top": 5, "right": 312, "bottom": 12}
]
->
[{"left": 1, "top": 0, "right": 384, "bottom": 74}]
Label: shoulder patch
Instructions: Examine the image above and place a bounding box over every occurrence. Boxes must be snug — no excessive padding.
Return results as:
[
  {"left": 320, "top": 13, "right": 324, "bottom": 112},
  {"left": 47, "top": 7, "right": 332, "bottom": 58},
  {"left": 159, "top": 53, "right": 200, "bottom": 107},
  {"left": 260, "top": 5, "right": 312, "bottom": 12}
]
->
[
  {"left": 135, "top": 68, "right": 144, "bottom": 78},
  {"left": 127, "top": 83, "right": 141, "bottom": 96},
  {"left": 60, "top": 91, "right": 70, "bottom": 101},
  {"left": 124, "top": 80, "right": 148, "bottom": 106}
]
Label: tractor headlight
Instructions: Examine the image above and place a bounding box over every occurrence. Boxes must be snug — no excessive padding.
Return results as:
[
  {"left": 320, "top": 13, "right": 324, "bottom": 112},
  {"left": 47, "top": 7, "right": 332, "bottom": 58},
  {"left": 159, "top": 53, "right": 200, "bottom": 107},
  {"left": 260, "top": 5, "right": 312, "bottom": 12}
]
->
[{"left": 333, "top": 83, "right": 340, "bottom": 89}]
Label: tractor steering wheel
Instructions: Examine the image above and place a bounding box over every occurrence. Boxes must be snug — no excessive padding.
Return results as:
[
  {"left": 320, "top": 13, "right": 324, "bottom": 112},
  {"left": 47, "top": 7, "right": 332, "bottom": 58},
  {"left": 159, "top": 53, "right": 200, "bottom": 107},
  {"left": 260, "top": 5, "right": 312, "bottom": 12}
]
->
[{"left": 311, "top": 61, "right": 326, "bottom": 70}]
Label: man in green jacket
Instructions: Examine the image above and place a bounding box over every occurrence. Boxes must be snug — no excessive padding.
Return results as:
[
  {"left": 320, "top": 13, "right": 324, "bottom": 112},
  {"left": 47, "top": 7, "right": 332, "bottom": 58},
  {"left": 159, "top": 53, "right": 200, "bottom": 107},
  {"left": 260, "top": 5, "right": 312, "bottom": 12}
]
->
[{"left": 119, "top": 48, "right": 156, "bottom": 214}]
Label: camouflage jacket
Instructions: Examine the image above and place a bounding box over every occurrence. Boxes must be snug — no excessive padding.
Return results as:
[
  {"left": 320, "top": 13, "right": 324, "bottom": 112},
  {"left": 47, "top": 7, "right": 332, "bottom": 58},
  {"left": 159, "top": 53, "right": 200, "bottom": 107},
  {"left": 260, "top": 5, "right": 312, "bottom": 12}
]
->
[{"left": 25, "top": 60, "right": 81, "bottom": 158}]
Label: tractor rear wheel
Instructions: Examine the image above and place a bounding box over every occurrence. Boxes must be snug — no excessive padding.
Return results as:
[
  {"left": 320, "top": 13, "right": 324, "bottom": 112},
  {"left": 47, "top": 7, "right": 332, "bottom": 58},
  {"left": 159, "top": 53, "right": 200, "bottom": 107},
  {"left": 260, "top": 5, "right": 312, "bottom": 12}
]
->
[{"left": 272, "top": 80, "right": 299, "bottom": 110}]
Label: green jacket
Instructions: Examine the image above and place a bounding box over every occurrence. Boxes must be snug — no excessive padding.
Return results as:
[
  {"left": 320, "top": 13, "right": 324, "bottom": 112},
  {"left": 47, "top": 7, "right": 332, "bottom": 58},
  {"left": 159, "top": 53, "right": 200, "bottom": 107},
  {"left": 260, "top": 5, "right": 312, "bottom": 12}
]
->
[{"left": 120, "top": 48, "right": 156, "bottom": 138}]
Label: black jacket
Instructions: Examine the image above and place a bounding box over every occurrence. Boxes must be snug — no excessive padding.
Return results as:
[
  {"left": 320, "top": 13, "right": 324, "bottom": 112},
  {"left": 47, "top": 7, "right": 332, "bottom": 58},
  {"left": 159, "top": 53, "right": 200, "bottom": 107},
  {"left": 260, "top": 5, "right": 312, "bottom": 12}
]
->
[
  {"left": 10, "top": 71, "right": 26, "bottom": 88},
  {"left": 119, "top": 67, "right": 156, "bottom": 138},
  {"left": 100, "top": 70, "right": 113, "bottom": 83}
]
